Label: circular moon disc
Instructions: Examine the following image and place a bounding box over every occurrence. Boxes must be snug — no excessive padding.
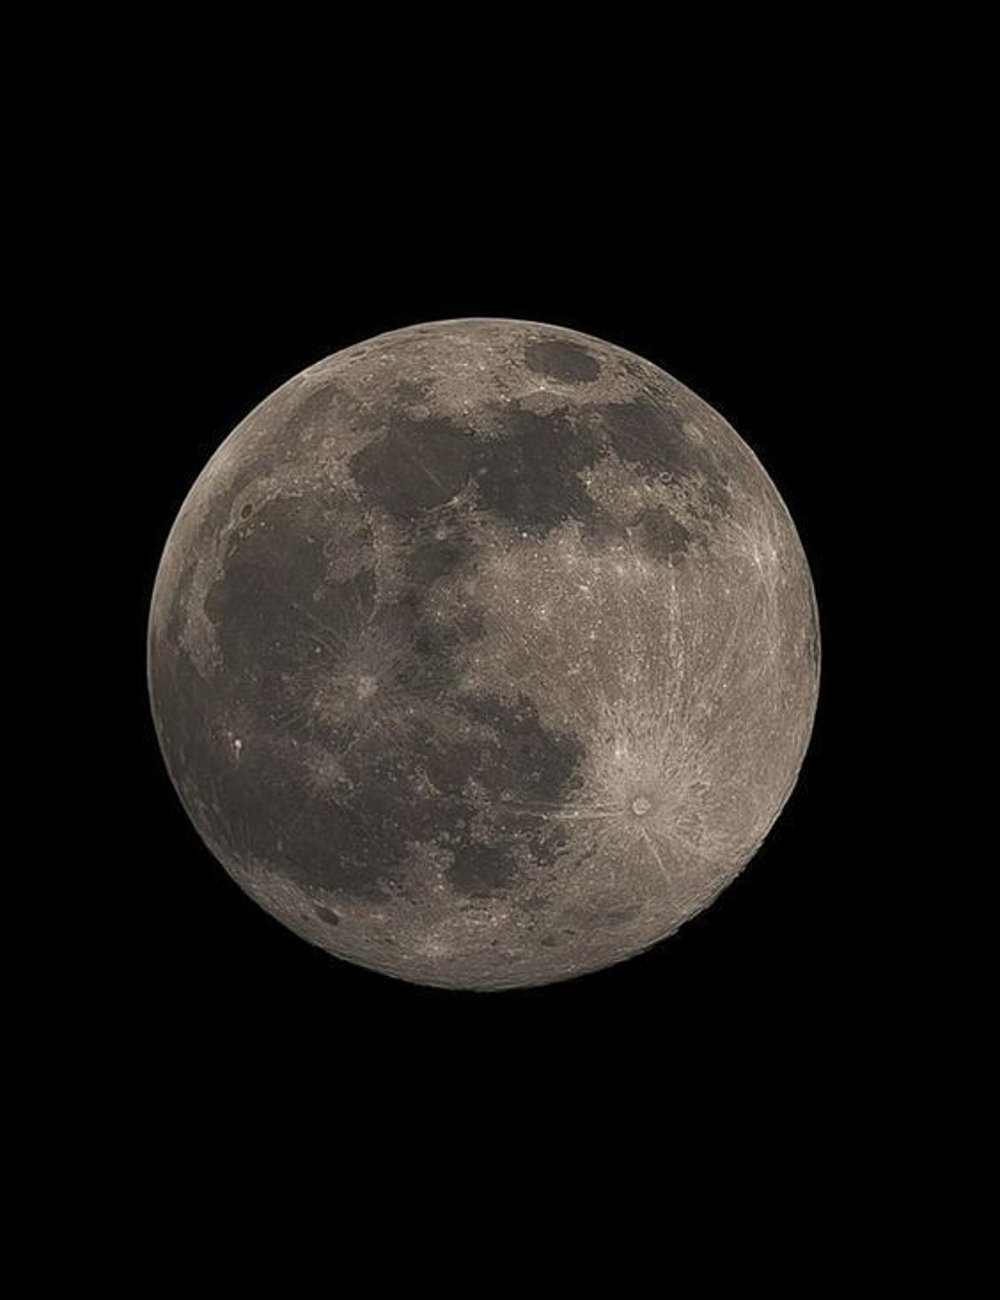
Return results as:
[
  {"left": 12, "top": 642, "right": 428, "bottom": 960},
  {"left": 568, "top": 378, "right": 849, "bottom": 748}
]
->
[{"left": 148, "top": 319, "right": 819, "bottom": 990}]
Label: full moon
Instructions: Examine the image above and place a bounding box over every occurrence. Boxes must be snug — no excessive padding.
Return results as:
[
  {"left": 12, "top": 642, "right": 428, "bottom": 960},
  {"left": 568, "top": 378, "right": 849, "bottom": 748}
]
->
[{"left": 148, "top": 319, "right": 819, "bottom": 990}]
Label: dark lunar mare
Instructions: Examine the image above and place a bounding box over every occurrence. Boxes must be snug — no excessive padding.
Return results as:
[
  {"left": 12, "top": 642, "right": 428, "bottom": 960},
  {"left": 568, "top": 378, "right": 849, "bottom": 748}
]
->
[{"left": 150, "top": 474, "right": 588, "bottom": 906}]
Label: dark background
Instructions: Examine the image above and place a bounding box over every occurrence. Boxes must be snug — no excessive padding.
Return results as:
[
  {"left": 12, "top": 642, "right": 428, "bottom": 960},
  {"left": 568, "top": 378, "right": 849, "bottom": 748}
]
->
[
  {"left": 113, "top": 187, "right": 880, "bottom": 1128},
  {"left": 40, "top": 24, "right": 947, "bottom": 1247},
  {"left": 17, "top": 16, "right": 946, "bottom": 1247}
]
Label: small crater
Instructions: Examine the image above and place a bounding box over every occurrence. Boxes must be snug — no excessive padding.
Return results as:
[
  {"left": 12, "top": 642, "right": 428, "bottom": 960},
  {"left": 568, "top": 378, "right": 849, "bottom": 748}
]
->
[
  {"left": 240, "top": 502, "right": 254, "bottom": 519},
  {"left": 314, "top": 905, "right": 341, "bottom": 926}
]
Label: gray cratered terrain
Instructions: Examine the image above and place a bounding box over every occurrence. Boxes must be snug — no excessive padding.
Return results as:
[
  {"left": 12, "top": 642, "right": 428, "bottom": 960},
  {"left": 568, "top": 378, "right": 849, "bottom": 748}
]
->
[{"left": 148, "top": 319, "right": 819, "bottom": 990}]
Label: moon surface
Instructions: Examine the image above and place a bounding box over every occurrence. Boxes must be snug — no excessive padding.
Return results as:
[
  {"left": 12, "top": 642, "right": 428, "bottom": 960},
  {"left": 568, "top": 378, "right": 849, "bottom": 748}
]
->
[{"left": 148, "top": 319, "right": 819, "bottom": 990}]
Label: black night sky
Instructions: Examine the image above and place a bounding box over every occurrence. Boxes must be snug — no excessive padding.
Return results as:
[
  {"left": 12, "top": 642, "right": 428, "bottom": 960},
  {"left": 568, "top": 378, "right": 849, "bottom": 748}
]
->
[{"left": 28, "top": 22, "right": 947, "bottom": 1243}]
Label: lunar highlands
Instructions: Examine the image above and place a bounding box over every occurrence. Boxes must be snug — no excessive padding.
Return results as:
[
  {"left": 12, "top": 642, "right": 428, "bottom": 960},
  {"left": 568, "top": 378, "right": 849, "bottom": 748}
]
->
[{"left": 148, "top": 320, "right": 819, "bottom": 990}]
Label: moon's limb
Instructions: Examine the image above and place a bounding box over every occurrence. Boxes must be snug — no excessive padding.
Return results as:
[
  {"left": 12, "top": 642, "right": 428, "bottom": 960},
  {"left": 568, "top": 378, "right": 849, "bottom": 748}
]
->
[{"left": 148, "top": 319, "right": 819, "bottom": 990}]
